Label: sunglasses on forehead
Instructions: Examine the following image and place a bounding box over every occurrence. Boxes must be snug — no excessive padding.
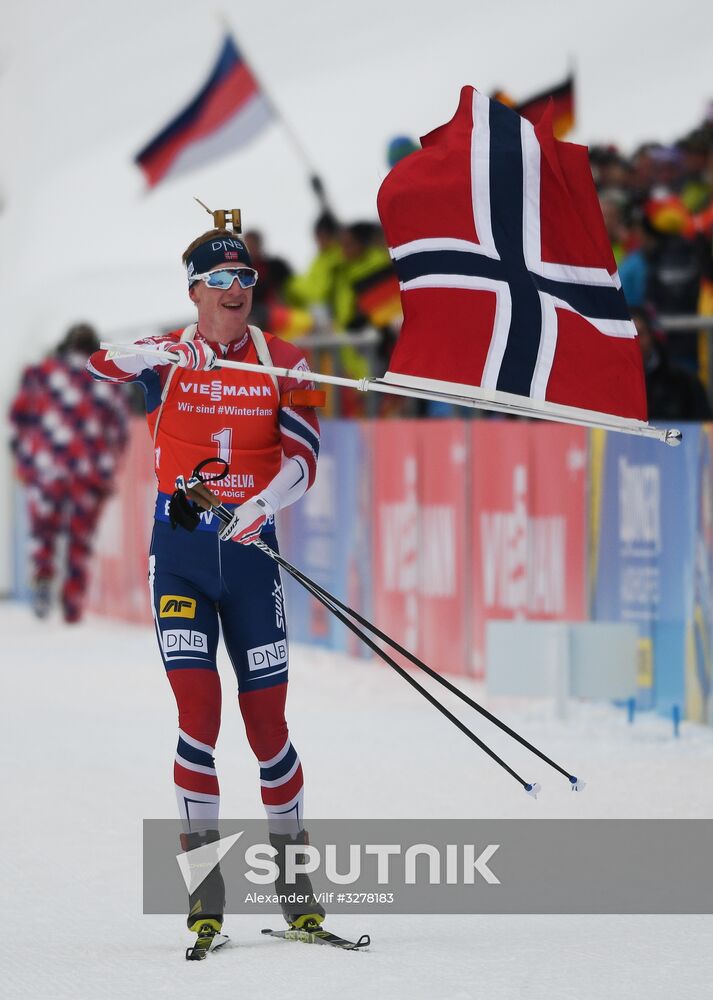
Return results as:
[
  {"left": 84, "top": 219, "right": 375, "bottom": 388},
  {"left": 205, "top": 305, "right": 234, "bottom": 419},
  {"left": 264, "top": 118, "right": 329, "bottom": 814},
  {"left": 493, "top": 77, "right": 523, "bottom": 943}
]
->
[{"left": 190, "top": 267, "right": 259, "bottom": 290}]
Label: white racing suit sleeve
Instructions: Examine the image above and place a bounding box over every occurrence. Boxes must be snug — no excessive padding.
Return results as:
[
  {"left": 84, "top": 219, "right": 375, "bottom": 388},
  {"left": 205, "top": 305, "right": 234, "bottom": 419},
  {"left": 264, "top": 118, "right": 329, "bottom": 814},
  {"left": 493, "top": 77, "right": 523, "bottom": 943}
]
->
[
  {"left": 104, "top": 344, "right": 175, "bottom": 375},
  {"left": 252, "top": 455, "right": 311, "bottom": 517}
]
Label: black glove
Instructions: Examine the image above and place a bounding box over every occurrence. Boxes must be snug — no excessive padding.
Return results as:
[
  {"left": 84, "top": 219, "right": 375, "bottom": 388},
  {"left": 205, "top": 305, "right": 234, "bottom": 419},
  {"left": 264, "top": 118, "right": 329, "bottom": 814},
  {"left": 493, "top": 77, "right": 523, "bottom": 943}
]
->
[{"left": 168, "top": 485, "right": 201, "bottom": 532}]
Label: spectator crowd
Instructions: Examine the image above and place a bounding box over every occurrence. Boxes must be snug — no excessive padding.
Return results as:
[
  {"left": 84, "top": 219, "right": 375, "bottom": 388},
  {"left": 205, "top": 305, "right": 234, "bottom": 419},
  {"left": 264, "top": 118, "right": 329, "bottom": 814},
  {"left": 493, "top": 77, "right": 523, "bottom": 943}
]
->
[{"left": 592, "top": 103, "right": 713, "bottom": 418}]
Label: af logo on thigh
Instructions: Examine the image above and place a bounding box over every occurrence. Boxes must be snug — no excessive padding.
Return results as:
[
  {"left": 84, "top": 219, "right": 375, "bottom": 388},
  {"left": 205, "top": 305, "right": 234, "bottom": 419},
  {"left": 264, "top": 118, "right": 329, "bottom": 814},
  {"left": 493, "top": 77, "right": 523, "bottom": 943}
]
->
[{"left": 159, "top": 595, "right": 197, "bottom": 619}]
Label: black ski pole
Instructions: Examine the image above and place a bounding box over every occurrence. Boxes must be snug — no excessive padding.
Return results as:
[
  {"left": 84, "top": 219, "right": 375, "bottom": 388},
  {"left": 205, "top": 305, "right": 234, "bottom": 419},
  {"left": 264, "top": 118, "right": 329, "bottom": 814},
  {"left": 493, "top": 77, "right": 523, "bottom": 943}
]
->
[
  {"left": 250, "top": 539, "right": 583, "bottom": 793},
  {"left": 250, "top": 539, "right": 541, "bottom": 796}
]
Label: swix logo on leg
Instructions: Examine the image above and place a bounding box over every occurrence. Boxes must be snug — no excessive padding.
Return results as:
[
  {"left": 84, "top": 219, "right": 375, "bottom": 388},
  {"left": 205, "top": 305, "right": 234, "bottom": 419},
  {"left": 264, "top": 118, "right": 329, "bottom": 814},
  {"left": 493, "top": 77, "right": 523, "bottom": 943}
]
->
[
  {"left": 162, "top": 629, "right": 209, "bottom": 656},
  {"left": 247, "top": 640, "right": 288, "bottom": 671},
  {"left": 160, "top": 595, "right": 197, "bottom": 618},
  {"left": 272, "top": 579, "right": 284, "bottom": 631}
]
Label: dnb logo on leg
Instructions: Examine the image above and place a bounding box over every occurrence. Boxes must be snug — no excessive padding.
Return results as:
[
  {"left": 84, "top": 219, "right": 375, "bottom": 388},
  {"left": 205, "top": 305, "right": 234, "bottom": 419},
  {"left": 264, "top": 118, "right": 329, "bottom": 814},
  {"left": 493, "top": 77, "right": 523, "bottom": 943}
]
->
[
  {"left": 162, "top": 629, "right": 209, "bottom": 658},
  {"left": 160, "top": 595, "right": 197, "bottom": 619},
  {"left": 247, "top": 639, "right": 288, "bottom": 671}
]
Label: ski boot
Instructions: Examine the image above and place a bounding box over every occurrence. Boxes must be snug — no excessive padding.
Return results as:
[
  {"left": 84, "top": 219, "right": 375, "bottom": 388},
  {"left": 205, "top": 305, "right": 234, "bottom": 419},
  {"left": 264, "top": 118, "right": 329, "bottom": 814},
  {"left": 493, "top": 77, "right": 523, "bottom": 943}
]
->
[
  {"left": 62, "top": 598, "right": 82, "bottom": 624},
  {"left": 269, "top": 828, "right": 326, "bottom": 931},
  {"left": 180, "top": 829, "right": 227, "bottom": 961},
  {"left": 61, "top": 580, "right": 83, "bottom": 623},
  {"left": 32, "top": 577, "right": 52, "bottom": 620}
]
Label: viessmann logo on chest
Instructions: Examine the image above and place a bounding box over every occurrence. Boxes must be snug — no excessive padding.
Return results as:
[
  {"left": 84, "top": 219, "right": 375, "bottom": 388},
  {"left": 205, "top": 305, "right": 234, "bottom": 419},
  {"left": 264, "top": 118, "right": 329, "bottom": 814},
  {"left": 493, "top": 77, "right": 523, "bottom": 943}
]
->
[{"left": 180, "top": 380, "right": 274, "bottom": 403}]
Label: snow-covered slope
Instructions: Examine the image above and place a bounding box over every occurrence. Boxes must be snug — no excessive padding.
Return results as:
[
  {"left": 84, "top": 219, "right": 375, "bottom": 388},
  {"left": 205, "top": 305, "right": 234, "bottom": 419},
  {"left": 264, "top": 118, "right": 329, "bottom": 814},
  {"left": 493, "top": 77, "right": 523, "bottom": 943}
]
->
[{"left": 2, "top": 602, "right": 711, "bottom": 999}]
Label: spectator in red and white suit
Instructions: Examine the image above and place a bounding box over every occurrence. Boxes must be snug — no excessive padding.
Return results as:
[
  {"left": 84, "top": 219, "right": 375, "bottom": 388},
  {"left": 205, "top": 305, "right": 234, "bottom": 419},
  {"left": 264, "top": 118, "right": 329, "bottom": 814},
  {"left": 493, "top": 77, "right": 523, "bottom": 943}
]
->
[{"left": 9, "top": 323, "right": 129, "bottom": 622}]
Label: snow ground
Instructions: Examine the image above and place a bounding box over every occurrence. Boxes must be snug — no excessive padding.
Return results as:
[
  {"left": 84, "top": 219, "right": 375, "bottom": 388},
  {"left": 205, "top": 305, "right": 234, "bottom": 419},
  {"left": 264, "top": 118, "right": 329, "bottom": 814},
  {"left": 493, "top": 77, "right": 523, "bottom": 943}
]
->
[{"left": 2, "top": 601, "right": 712, "bottom": 999}]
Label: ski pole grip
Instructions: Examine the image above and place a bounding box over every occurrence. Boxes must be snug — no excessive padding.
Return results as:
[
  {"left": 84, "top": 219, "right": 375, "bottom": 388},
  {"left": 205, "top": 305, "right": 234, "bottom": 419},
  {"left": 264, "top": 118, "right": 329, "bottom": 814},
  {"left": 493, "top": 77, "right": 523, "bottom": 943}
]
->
[{"left": 185, "top": 480, "right": 220, "bottom": 510}]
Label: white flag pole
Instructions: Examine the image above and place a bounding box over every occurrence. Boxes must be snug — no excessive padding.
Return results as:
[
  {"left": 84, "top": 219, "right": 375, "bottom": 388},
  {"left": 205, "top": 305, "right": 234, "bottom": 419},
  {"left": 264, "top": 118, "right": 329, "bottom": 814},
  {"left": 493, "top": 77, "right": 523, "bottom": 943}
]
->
[
  {"left": 100, "top": 341, "right": 364, "bottom": 391},
  {"left": 99, "top": 341, "right": 682, "bottom": 446},
  {"left": 365, "top": 377, "right": 680, "bottom": 445}
]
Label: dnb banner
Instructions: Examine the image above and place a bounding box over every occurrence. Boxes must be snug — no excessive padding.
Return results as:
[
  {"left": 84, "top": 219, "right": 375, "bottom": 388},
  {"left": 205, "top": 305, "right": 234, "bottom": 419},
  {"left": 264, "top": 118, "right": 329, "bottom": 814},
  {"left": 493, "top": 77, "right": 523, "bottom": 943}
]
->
[
  {"left": 590, "top": 424, "right": 713, "bottom": 722},
  {"left": 692, "top": 427, "right": 713, "bottom": 723}
]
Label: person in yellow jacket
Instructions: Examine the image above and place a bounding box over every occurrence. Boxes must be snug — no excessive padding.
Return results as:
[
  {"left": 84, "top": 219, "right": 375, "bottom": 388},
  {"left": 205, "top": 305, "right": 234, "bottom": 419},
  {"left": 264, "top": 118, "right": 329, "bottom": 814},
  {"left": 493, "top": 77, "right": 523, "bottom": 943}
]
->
[
  {"left": 287, "top": 212, "right": 344, "bottom": 325},
  {"left": 289, "top": 218, "right": 403, "bottom": 390},
  {"left": 331, "top": 222, "right": 402, "bottom": 380}
]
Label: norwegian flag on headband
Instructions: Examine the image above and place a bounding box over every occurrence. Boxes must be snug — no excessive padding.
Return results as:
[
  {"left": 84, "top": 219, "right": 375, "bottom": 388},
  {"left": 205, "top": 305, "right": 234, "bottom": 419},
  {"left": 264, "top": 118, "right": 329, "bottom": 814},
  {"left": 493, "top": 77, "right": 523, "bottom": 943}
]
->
[{"left": 376, "top": 87, "right": 647, "bottom": 423}]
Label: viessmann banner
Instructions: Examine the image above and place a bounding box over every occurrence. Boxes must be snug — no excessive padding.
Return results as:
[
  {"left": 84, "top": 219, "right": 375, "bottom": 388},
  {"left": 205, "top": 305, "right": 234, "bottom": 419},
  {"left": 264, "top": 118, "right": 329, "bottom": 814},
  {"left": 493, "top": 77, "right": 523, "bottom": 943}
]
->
[
  {"left": 371, "top": 421, "right": 469, "bottom": 675},
  {"left": 87, "top": 420, "right": 155, "bottom": 624},
  {"left": 470, "top": 422, "right": 588, "bottom": 677}
]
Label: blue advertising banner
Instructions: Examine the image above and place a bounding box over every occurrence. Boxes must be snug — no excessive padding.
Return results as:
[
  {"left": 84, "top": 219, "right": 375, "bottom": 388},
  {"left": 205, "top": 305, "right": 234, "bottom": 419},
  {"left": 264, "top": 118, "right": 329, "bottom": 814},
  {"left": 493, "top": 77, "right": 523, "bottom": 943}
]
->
[
  {"left": 278, "top": 421, "right": 372, "bottom": 656},
  {"left": 590, "top": 426, "right": 700, "bottom": 716},
  {"left": 689, "top": 427, "right": 713, "bottom": 724},
  {"left": 11, "top": 483, "right": 32, "bottom": 600}
]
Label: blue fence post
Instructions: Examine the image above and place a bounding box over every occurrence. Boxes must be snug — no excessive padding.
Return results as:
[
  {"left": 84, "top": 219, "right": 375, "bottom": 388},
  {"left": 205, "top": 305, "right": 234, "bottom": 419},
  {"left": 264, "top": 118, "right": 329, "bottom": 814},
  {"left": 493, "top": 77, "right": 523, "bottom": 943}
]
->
[
  {"left": 672, "top": 704, "right": 681, "bottom": 738},
  {"left": 627, "top": 696, "right": 636, "bottom": 724}
]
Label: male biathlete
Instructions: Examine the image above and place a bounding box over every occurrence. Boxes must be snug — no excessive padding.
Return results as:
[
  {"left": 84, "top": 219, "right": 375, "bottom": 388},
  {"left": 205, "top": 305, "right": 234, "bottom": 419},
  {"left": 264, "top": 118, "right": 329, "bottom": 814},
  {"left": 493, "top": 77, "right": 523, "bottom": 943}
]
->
[{"left": 88, "top": 214, "right": 326, "bottom": 955}]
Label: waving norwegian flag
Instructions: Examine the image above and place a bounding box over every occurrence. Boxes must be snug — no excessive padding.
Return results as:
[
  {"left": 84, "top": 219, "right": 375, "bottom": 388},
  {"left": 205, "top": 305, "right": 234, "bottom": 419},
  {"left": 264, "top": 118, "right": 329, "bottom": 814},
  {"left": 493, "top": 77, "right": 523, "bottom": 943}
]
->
[{"left": 377, "top": 86, "right": 648, "bottom": 425}]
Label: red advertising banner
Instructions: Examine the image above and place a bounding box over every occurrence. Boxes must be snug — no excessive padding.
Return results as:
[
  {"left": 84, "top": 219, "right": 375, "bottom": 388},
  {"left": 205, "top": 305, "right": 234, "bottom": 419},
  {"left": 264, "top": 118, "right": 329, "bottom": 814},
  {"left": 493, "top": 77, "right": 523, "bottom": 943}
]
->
[
  {"left": 372, "top": 421, "right": 420, "bottom": 653},
  {"left": 87, "top": 419, "right": 155, "bottom": 623},
  {"left": 417, "top": 422, "right": 468, "bottom": 675},
  {"left": 470, "top": 421, "right": 587, "bottom": 677},
  {"left": 471, "top": 421, "right": 530, "bottom": 676},
  {"left": 371, "top": 421, "right": 469, "bottom": 675},
  {"left": 529, "top": 423, "right": 587, "bottom": 622}
]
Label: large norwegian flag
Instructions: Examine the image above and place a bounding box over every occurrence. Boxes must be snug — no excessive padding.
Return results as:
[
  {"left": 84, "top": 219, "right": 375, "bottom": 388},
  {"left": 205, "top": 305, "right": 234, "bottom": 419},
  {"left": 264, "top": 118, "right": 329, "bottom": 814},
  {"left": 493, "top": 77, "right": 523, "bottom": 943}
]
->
[
  {"left": 377, "top": 87, "right": 648, "bottom": 425},
  {"left": 135, "top": 35, "right": 273, "bottom": 188}
]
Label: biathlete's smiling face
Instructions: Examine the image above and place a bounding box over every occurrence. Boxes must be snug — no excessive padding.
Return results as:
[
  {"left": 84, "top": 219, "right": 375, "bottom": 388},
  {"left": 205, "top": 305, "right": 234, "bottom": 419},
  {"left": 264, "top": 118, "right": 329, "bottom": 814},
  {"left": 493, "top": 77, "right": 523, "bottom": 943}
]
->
[{"left": 188, "top": 265, "right": 255, "bottom": 345}]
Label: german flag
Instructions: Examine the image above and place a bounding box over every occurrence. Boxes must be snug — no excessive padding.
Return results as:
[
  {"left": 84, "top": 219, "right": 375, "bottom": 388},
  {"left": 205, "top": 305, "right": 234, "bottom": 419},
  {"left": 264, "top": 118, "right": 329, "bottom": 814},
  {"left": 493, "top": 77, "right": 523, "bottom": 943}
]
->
[
  {"left": 645, "top": 193, "right": 692, "bottom": 235},
  {"left": 354, "top": 266, "right": 403, "bottom": 327},
  {"left": 516, "top": 74, "right": 575, "bottom": 139}
]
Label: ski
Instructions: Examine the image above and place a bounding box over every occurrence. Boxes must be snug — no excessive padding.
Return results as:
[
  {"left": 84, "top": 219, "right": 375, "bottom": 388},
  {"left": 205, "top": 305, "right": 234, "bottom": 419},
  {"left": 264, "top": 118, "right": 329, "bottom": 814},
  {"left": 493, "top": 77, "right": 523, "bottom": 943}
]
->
[
  {"left": 185, "top": 923, "right": 230, "bottom": 961},
  {"left": 261, "top": 926, "right": 370, "bottom": 951}
]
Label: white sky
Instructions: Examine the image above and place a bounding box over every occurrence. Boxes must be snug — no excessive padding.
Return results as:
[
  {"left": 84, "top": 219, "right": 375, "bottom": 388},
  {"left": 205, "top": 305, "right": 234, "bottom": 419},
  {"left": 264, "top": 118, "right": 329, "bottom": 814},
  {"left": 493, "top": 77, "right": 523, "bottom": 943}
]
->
[{"left": 1, "top": 0, "right": 712, "bottom": 356}]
